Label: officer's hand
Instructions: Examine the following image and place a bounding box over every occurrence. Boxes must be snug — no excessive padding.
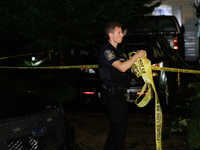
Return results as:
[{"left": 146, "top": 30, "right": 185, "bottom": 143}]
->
[{"left": 136, "top": 50, "right": 146, "bottom": 58}]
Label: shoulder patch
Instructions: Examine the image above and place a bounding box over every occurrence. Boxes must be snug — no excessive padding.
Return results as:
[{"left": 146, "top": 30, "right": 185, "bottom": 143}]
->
[{"left": 104, "top": 50, "right": 115, "bottom": 61}]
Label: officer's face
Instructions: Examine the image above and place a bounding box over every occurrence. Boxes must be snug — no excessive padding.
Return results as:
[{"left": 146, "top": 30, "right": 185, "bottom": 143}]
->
[{"left": 110, "top": 27, "right": 124, "bottom": 44}]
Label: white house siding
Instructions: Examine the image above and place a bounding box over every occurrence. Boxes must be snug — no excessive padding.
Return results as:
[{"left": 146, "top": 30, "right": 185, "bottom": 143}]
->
[{"left": 152, "top": 0, "right": 199, "bottom": 61}]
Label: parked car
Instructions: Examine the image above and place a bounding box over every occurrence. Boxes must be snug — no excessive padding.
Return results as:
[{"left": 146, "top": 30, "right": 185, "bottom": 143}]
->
[
  {"left": 125, "top": 15, "right": 185, "bottom": 60},
  {"left": 78, "top": 49, "right": 102, "bottom": 107},
  {"left": 0, "top": 89, "right": 76, "bottom": 150}
]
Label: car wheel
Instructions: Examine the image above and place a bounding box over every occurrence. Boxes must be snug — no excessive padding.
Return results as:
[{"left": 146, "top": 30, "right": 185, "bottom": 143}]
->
[
  {"left": 163, "top": 80, "right": 169, "bottom": 106},
  {"left": 156, "top": 70, "right": 170, "bottom": 108},
  {"left": 159, "top": 71, "right": 178, "bottom": 112}
]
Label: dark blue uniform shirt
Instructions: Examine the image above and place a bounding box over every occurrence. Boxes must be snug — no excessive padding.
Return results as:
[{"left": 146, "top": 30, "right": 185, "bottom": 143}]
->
[{"left": 98, "top": 42, "right": 129, "bottom": 87}]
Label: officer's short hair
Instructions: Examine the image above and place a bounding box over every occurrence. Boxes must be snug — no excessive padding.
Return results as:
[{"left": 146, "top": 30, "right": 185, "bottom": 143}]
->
[{"left": 105, "top": 22, "right": 122, "bottom": 37}]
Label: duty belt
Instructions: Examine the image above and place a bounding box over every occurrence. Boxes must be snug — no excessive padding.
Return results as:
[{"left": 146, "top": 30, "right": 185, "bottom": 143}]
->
[{"left": 102, "top": 84, "right": 127, "bottom": 95}]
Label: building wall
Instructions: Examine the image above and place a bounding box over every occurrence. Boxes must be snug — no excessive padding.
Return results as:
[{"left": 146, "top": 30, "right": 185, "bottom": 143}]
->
[
  {"left": 161, "top": 0, "right": 195, "bottom": 24},
  {"left": 153, "top": 0, "right": 199, "bottom": 61}
]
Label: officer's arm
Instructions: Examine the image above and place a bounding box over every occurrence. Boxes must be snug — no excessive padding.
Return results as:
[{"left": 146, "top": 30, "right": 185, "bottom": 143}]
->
[{"left": 112, "top": 50, "right": 146, "bottom": 72}]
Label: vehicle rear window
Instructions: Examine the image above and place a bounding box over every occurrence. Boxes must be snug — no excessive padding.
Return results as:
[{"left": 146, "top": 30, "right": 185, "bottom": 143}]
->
[{"left": 128, "top": 17, "right": 177, "bottom": 32}]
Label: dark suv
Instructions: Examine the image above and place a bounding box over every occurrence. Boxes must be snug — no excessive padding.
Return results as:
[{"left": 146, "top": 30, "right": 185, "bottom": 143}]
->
[
  {"left": 125, "top": 15, "right": 185, "bottom": 59},
  {"left": 0, "top": 89, "right": 76, "bottom": 150}
]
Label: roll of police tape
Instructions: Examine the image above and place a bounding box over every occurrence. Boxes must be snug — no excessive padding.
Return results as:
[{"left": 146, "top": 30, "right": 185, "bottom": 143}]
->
[{"left": 129, "top": 51, "right": 162, "bottom": 150}]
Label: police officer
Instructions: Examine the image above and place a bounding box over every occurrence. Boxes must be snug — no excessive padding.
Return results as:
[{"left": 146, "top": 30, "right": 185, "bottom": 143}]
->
[{"left": 98, "top": 22, "right": 146, "bottom": 150}]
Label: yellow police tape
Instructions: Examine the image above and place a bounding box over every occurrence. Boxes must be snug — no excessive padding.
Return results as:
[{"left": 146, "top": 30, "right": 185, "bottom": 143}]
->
[
  {"left": 0, "top": 50, "right": 53, "bottom": 60},
  {"left": 0, "top": 65, "right": 99, "bottom": 69},
  {"left": 151, "top": 66, "right": 200, "bottom": 74},
  {"left": 1, "top": 64, "right": 200, "bottom": 74},
  {"left": 129, "top": 51, "right": 162, "bottom": 150}
]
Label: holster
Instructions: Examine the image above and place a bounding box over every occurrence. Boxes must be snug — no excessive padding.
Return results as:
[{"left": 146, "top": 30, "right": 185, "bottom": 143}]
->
[
  {"left": 100, "top": 84, "right": 110, "bottom": 104},
  {"left": 100, "top": 84, "right": 127, "bottom": 104}
]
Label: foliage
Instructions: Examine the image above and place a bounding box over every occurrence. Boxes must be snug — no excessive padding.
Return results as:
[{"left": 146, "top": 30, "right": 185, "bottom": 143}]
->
[
  {"left": 170, "top": 118, "right": 188, "bottom": 134},
  {"left": 0, "top": 0, "right": 160, "bottom": 57},
  {"left": 187, "top": 117, "right": 200, "bottom": 150},
  {"left": 187, "top": 80, "right": 200, "bottom": 149}
]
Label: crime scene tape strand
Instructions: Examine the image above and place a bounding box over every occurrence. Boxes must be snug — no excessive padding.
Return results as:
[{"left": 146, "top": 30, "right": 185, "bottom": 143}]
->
[
  {"left": 0, "top": 50, "right": 53, "bottom": 60},
  {"left": 0, "top": 65, "right": 99, "bottom": 69},
  {"left": 151, "top": 66, "right": 200, "bottom": 74},
  {"left": 129, "top": 51, "right": 162, "bottom": 150},
  {"left": 0, "top": 65, "right": 200, "bottom": 75}
]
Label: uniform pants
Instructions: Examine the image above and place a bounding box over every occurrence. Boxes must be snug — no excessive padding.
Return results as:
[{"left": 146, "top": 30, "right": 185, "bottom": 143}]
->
[{"left": 103, "top": 94, "right": 128, "bottom": 150}]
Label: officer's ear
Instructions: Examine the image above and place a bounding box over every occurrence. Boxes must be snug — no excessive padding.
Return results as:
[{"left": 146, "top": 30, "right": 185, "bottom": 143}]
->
[{"left": 109, "top": 32, "right": 113, "bottom": 39}]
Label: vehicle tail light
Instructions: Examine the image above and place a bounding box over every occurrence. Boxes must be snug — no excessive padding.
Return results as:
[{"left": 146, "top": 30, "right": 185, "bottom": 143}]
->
[
  {"left": 81, "top": 68, "right": 86, "bottom": 71},
  {"left": 137, "top": 92, "right": 147, "bottom": 95},
  {"left": 80, "top": 68, "right": 96, "bottom": 74},
  {"left": 83, "top": 92, "right": 95, "bottom": 94},
  {"left": 173, "top": 39, "right": 178, "bottom": 50}
]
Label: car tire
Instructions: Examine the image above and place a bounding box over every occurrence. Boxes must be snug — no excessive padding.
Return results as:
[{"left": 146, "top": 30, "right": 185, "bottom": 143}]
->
[
  {"left": 160, "top": 78, "right": 170, "bottom": 106},
  {"left": 155, "top": 70, "right": 170, "bottom": 109},
  {"left": 159, "top": 71, "right": 178, "bottom": 112}
]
